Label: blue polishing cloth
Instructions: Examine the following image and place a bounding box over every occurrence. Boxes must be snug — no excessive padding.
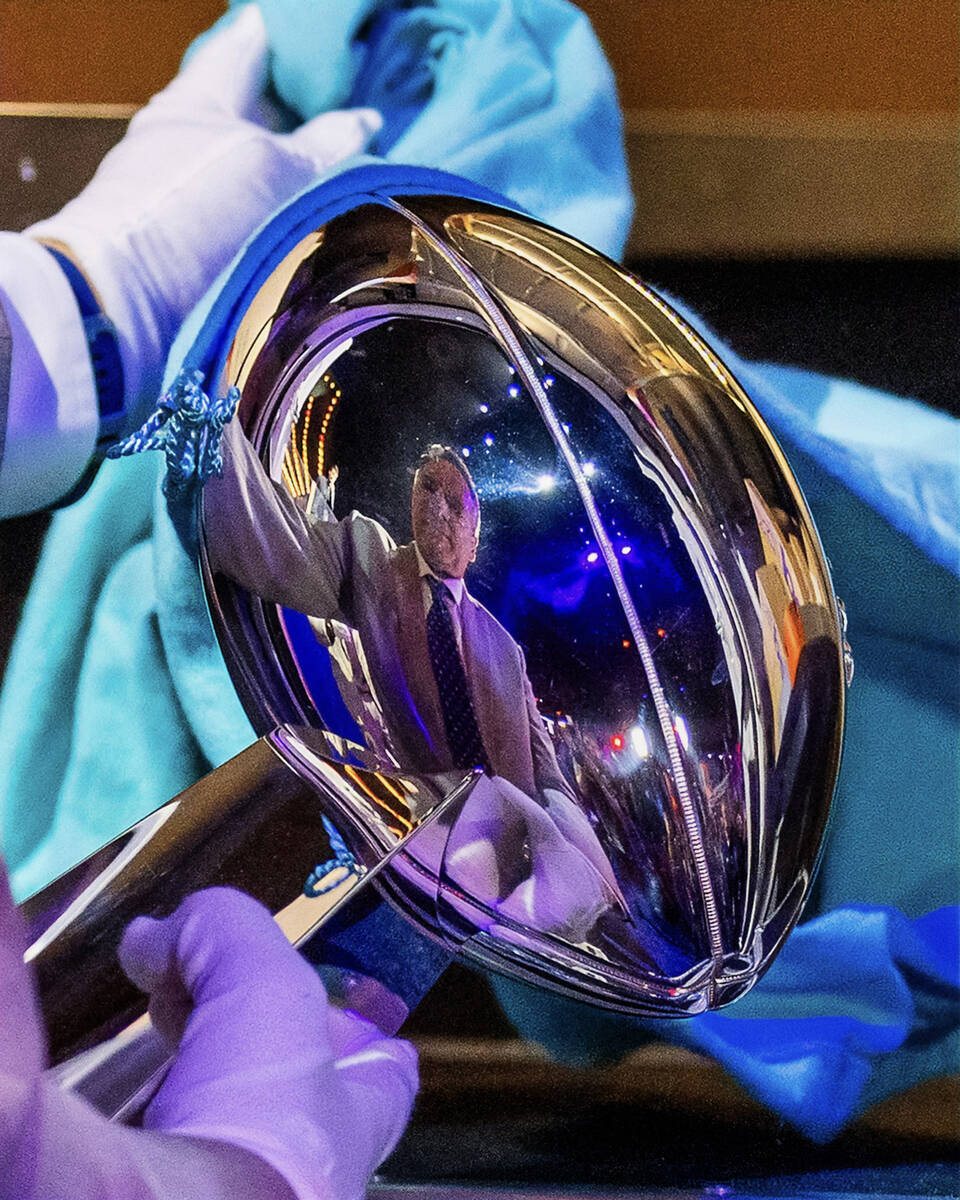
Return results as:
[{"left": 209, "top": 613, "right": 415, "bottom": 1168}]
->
[
  {"left": 493, "top": 904, "right": 960, "bottom": 1142},
  {"left": 200, "top": 0, "right": 635, "bottom": 259},
  {"left": 1, "top": 0, "right": 957, "bottom": 1142}
]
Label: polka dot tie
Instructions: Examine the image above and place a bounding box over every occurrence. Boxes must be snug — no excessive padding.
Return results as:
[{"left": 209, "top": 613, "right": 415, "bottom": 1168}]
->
[{"left": 425, "top": 574, "right": 490, "bottom": 772}]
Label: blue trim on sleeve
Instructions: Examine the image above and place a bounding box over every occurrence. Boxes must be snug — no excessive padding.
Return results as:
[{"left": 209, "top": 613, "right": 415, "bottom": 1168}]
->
[{"left": 43, "top": 246, "right": 126, "bottom": 445}]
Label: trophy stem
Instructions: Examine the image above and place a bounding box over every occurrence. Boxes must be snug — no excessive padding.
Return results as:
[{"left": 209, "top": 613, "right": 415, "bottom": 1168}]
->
[{"left": 22, "top": 728, "right": 474, "bottom": 1117}]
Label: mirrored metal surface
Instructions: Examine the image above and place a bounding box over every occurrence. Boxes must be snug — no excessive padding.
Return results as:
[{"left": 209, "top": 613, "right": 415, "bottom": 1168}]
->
[
  {"left": 200, "top": 193, "right": 846, "bottom": 1017},
  {"left": 24, "top": 727, "right": 473, "bottom": 1068}
]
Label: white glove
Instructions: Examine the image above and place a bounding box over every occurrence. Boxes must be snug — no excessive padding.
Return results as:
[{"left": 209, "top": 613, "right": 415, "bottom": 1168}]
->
[
  {"left": 26, "top": 3, "right": 381, "bottom": 426},
  {"left": 0, "top": 869, "right": 417, "bottom": 1200}
]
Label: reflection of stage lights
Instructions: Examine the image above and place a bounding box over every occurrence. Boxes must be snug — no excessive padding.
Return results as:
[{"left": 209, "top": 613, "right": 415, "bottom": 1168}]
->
[
  {"left": 484, "top": 435, "right": 495, "bottom": 447},
  {"left": 621, "top": 544, "right": 632, "bottom": 555},
  {"left": 610, "top": 733, "right": 625, "bottom": 752},
  {"left": 479, "top": 403, "right": 489, "bottom": 413},
  {"left": 674, "top": 715, "right": 691, "bottom": 752},
  {"left": 535, "top": 473, "right": 555, "bottom": 492},
  {"left": 461, "top": 446, "right": 471, "bottom": 457},
  {"left": 508, "top": 384, "right": 521, "bottom": 398},
  {"left": 582, "top": 461, "right": 596, "bottom": 477},
  {"left": 630, "top": 725, "right": 650, "bottom": 757},
  {"left": 586, "top": 551, "right": 599, "bottom": 564}
]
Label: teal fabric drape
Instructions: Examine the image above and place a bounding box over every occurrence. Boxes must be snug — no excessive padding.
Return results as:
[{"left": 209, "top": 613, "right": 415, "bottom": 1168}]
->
[{"left": 493, "top": 904, "right": 959, "bottom": 1142}]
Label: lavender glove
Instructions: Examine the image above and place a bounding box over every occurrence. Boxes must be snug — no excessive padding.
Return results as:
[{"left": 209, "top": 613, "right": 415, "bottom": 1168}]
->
[
  {"left": 119, "top": 888, "right": 419, "bottom": 1199},
  {"left": 441, "top": 775, "right": 623, "bottom": 943},
  {"left": 0, "top": 867, "right": 417, "bottom": 1200}
]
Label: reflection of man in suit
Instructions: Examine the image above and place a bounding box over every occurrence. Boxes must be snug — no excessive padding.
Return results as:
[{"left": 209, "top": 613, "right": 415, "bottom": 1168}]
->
[
  {"left": 206, "top": 422, "right": 574, "bottom": 803},
  {"left": 207, "top": 422, "right": 622, "bottom": 937}
]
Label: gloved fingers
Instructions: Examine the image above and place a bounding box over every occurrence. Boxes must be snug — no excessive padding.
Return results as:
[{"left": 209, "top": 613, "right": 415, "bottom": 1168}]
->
[
  {"left": 325, "top": 1006, "right": 419, "bottom": 1167},
  {"left": 541, "top": 789, "right": 626, "bottom": 902},
  {"left": 442, "top": 776, "right": 618, "bottom": 938},
  {"left": 444, "top": 832, "right": 503, "bottom": 898},
  {"left": 169, "top": 888, "right": 324, "bottom": 1000},
  {"left": 118, "top": 915, "right": 194, "bottom": 1049},
  {"left": 118, "top": 890, "right": 421, "bottom": 1191},
  {"left": 499, "top": 858, "right": 607, "bottom": 942},
  {"left": 0, "top": 857, "right": 46, "bottom": 1080},
  {"left": 326, "top": 1004, "right": 419, "bottom": 1080},
  {"left": 117, "top": 913, "right": 176, "bottom": 991},
  {"left": 338, "top": 1068, "right": 419, "bottom": 1170},
  {"left": 283, "top": 107, "right": 383, "bottom": 172},
  {"left": 119, "top": 888, "right": 330, "bottom": 1060},
  {"left": 156, "top": 4, "right": 271, "bottom": 122}
]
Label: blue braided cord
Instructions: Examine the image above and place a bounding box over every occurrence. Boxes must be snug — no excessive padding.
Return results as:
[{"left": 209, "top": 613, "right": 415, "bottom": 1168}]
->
[
  {"left": 304, "top": 815, "right": 362, "bottom": 898},
  {"left": 106, "top": 368, "right": 240, "bottom": 498}
]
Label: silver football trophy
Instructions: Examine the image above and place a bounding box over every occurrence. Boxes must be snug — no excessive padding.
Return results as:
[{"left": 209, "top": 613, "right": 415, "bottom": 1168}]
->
[{"left": 22, "top": 176, "right": 848, "bottom": 1119}]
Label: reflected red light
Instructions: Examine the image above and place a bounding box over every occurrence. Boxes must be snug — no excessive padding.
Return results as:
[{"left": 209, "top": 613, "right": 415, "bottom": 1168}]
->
[{"left": 611, "top": 734, "right": 624, "bottom": 751}]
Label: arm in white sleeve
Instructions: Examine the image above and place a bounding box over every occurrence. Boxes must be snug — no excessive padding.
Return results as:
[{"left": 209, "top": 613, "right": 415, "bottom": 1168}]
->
[
  {"left": 205, "top": 418, "right": 398, "bottom": 624},
  {"left": 0, "top": 235, "right": 98, "bottom": 517},
  {"left": 204, "top": 418, "right": 356, "bottom": 617},
  {"left": 0, "top": 5, "right": 380, "bottom": 519}
]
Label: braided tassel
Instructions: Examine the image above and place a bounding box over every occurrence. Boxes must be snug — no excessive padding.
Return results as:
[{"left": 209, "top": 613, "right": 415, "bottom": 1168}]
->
[
  {"left": 107, "top": 368, "right": 240, "bottom": 499},
  {"left": 304, "top": 816, "right": 363, "bottom": 898}
]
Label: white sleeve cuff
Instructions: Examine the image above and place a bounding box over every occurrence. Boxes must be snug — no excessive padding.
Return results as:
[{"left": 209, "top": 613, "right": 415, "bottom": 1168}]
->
[{"left": 0, "top": 233, "right": 99, "bottom": 517}]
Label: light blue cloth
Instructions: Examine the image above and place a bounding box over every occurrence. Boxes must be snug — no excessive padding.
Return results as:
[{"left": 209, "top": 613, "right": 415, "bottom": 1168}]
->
[
  {"left": 0, "top": 0, "right": 957, "bottom": 1140},
  {"left": 208, "top": 0, "right": 635, "bottom": 259},
  {"left": 494, "top": 905, "right": 960, "bottom": 1142}
]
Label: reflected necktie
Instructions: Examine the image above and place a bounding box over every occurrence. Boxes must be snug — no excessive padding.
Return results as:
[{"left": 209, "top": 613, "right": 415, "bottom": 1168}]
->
[{"left": 425, "top": 574, "right": 490, "bottom": 772}]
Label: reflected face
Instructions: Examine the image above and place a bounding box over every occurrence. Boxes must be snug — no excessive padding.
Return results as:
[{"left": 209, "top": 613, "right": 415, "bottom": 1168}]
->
[{"left": 411, "top": 458, "right": 480, "bottom": 579}]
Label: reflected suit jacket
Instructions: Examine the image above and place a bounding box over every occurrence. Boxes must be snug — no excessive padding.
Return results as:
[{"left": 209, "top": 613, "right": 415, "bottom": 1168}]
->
[{"left": 205, "top": 422, "right": 570, "bottom": 799}]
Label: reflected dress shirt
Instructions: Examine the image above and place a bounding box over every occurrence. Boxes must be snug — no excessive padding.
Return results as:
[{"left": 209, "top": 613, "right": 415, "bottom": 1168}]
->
[{"left": 413, "top": 543, "right": 465, "bottom": 653}]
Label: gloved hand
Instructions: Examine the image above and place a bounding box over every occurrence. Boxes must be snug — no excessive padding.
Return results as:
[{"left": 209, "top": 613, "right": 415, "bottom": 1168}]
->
[
  {"left": 0, "top": 868, "right": 418, "bottom": 1200},
  {"left": 119, "top": 887, "right": 418, "bottom": 1198},
  {"left": 26, "top": 3, "right": 381, "bottom": 427}
]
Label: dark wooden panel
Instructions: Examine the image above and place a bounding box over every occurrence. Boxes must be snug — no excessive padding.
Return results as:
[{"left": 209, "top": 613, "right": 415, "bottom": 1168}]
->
[
  {"left": 1, "top": 1, "right": 956, "bottom": 114},
  {"left": 0, "top": 0, "right": 221, "bottom": 104}
]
